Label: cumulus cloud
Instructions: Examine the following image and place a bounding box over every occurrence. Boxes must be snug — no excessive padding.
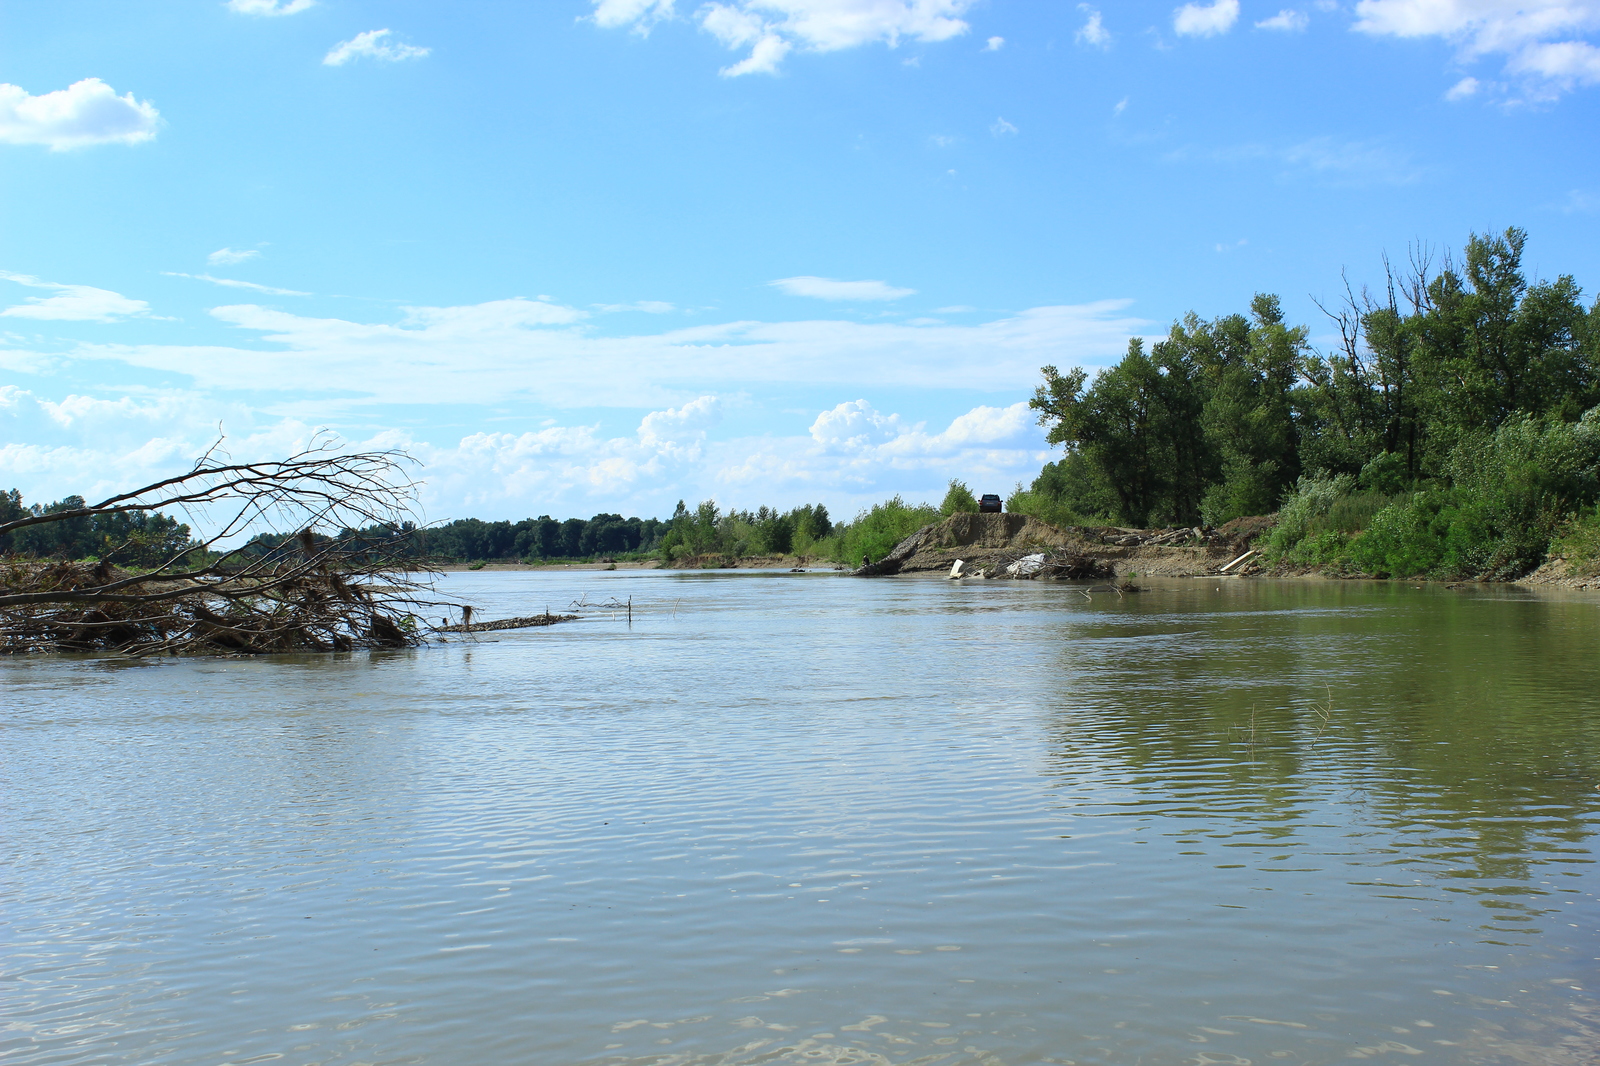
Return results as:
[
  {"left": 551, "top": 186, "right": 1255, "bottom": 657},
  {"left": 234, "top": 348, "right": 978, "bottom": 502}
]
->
[
  {"left": 162, "top": 272, "right": 310, "bottom": 296},
  {"left": 1446, "top": 74, "right": 1483, "bottom": 98},
  {"left": 713, "top": 398, "right": 1045, "bottom": 500},
  {"left": 208, "top": 247, "right": 260, "bottom": 266},
  {"left": 0, "top": 374, "right": 1056, "bottom": 522},
  {"left": 227, "top": 0, "right": 314, "bottom": 14},
  {"left": 990, "top": 116, "right": 1019, "bottom": 136},
  {"left": 1255, "top": 9, "right": 1309, "bottom": 31},
  {"left": 1076, "top": 5, "right": 1112, "bottom": 47},
  {"left": 596, "top": 0, "right": 973, "bottom": 75},
  {"left": 324, "top": 29, "right": 431, "bottom": 66},
  {"left": 0, "top": 272, "right": 152, "bottom": 322},
  {"left": 0, "top": 78, "right": 160, "bottom": 150},
  {"left": 810, "top": 398, "right": 907, "bottom": 450},
  {"left": 637, "top": 394, "right": 722, "bottom": 458},
  {"left": 770, "top": 276, "right": 916, "bottom": 300},
  {"left": 1174, "top": 0, "right": 1240, "bottom": 36},
  {"left": 983, "top": 35, "right": 1005, "bottom": 50},
  {"left": 1354, "top": 0, "right": 1600, "bottom": 97}
]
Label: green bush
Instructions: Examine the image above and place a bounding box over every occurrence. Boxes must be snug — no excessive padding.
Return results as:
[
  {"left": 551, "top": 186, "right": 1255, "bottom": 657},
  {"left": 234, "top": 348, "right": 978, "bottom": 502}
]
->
[
  {"left": 829, "top": 496, "right": 940, "bottom": 564},
  {"left": 1004, "top": 485, "right": 1084, "bottom": 529},
  {"left": 1344, "top": 409, "right": 1600, "bottom": 578},
  {"left": 1553, "top": 508, "right": 1600, "bottom": 577}
]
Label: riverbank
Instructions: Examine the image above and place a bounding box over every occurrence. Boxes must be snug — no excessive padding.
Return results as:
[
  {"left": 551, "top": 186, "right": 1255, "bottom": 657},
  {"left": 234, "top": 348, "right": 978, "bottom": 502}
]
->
[
  {"left": 437, "top": 513, "right": 1600, "bottom": 589},
  {"left": 436, "top": 554, "right": 843, "bottom": 573},
  {"left": 852, "top": 512, "right": 1600, "bottom": 591}
]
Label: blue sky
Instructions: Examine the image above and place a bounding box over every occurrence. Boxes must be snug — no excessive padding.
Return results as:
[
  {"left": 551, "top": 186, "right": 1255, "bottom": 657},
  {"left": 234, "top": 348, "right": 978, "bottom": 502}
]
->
[{"left": 3, "top": 0, "right": 1598, "bottom": 524}]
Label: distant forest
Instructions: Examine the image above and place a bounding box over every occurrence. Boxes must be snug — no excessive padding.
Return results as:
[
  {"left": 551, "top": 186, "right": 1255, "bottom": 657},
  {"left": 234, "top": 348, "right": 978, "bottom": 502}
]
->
[{"left": 0, "top": 492, "right": 836, "bottom": 565}]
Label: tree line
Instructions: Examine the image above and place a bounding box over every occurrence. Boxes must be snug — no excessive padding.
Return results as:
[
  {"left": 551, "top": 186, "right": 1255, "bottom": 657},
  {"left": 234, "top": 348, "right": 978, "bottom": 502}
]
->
[
  {"left": 0, "top": 490, "right": 196, "bottom": 568},
  {"left": 1019, "top": 227, "right": 1600, "bottom": 578}
]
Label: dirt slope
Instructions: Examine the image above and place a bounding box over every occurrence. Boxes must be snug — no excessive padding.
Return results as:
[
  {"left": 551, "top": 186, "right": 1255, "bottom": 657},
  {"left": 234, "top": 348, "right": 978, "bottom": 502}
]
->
[{"left": 860, "top": 512, "right": 1254, "bottom": 578}]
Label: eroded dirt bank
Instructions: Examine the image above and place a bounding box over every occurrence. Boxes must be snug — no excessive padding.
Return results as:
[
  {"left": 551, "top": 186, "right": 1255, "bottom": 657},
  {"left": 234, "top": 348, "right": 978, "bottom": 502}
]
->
[{"left": 860, "top": 512, "right": 1267, "bottom": 579}]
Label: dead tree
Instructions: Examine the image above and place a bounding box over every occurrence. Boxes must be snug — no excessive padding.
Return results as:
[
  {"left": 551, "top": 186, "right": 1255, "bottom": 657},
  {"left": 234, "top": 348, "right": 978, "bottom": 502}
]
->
[{"left": 0, "top": 436, "right": 451, "bottom": 655}]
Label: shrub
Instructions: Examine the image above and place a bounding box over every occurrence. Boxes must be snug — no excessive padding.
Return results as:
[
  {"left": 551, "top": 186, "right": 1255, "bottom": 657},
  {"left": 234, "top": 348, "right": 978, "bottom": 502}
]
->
[
  {"left": 830, "top": 496, "right": 940, "bottom": 564},
  {"left": 1553, "top": 508, "right": 1600, "bottom": 577}
]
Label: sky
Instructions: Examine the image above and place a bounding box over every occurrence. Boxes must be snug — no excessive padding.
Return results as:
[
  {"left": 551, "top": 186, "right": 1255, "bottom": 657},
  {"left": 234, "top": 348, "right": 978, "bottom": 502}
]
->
[{"left": 3, "top": 0, "right": 1598, "bottom": 526}]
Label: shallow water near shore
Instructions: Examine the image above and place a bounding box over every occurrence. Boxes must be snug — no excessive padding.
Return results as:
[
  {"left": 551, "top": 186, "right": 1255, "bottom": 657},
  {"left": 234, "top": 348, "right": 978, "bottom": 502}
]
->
[{"left": 5, "top": 571, "right": 1600, "bottom": 1066}]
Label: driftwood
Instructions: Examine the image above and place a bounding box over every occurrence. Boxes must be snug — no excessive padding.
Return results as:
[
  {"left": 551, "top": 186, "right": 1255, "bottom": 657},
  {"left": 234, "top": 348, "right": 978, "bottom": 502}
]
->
[
  {"left": 0, "top": 436, "right": 451, "bottom": 656},
  {"left": 435, "top": 613, "right": 577, "bottom": 634},
  {"left": 977, "top": 548, "right": 1115, "bottom": 581}
]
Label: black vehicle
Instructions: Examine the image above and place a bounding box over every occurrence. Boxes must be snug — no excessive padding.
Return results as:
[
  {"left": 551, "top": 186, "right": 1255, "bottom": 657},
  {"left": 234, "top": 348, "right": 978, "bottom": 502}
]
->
[{"left": 978, "top": 494, "right": 1002, "bottom": 514}]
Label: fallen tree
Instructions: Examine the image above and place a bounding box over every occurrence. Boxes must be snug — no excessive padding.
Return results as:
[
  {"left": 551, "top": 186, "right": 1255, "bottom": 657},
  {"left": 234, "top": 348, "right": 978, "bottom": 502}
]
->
[{"left": 0, "top": 438, "right": 451, "bottom": 656}]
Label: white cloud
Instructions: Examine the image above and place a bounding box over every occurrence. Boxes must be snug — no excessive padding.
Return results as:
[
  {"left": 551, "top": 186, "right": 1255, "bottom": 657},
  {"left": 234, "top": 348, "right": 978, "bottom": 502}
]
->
[
  {"left": 715, "top": 398, "right": 1046, "bottom": 499},
  {"left": 1507, "top": 38, "right": 1600, "bottom": 87},
  {"left": 0, "top": 378, "right": 1054, "bottom": 522},
  {"left": 323, "top": 29, "right": 431, "bottom": 67},
  {"left": 1353, "top": 0, "right": 1600, "bottom": 97},
  {"left": 45, "top": 296, "right": 1142, "bottom": 411},
  {"left": 1113, "top": 96, "right": 1129, "bottom": 114},
  {"left": 1255, "top": 9, "right": 1309, "bottom": 31},
  {"left": 227, "top": 0, "right": 314, "bottom": 14},
  {"left": 1446, "top": 74, "right": 1482, "bottom": 97},
  {"left": 810, "top": 398, "right": 907, "bottom": 450},
  {"left": 722, "top": 34, "right": 794, "bottom": 75},
  {"left": 990, "top": 116, "right": 1019, "bottom": 136},
  {"left": 163, "top": 272, "right": 311, "bottom": 296},
  {"left": 984, "top": 35, "right": 1005, "bottom": 50},
  {"left": 0, "top": 272, "right": 152, "bottom": 322},
  {"left": 1173, "top": 0, "right": 1240, "bottom": 36},
  {"left": 208, "top": 247, "right": 260, "bottom": 266},
  {"left": 1076, "top": 5, "right": 1112, "bottom": 47},
  {"left": 770, "top": 276, "right": 916, "bottom": 300},
  {"left": 597, "top": 0, "right": 973, "bottom": 75},
  {"left": 592, "top": 0, "right": 676, "bottom": 31},
  {"left": 637, "top": 394, "right": 722, "bottom": 457},
  {"left": 0, "top": 78, "right": 160, "bottom": 150}
]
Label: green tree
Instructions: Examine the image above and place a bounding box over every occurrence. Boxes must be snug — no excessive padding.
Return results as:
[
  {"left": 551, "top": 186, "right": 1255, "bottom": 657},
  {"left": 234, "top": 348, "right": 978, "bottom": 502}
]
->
[{"left": 939, "top": 479, "right": 978, "bottom": 515}]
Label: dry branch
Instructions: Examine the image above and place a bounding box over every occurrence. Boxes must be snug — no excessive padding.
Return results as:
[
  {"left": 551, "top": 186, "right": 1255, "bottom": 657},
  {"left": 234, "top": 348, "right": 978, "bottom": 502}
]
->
[{"left": 1, "top": 437, "right": 453, "bottom": 656}]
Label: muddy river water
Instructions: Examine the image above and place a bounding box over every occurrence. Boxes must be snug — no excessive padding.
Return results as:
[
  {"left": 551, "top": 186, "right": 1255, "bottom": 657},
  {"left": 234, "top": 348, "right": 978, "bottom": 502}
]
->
[{"left": 5, "top": 570, "right": 1599, "bottom": 1065}]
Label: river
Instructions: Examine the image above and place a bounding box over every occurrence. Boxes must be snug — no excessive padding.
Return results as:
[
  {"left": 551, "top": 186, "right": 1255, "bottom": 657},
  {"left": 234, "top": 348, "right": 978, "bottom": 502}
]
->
[{"left": 4, "top": 571, "right": 1599, "bottom": 1065}]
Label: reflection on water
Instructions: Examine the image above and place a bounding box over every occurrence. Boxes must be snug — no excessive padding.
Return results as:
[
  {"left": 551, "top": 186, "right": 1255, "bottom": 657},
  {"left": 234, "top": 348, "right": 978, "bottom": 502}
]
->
[{"left": 3, "top": 572, "right": 1598, "bottom": 1065}]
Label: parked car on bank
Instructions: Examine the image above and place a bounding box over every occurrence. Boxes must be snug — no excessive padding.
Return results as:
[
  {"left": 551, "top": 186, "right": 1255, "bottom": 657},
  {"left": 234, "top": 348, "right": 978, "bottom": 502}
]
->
[{"left": 979, "top": 494, "right": 1002, "bottom": 514}]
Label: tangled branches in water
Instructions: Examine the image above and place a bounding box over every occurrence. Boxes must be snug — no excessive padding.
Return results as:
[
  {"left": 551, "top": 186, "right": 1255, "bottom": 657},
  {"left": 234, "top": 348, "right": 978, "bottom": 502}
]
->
[{"left": 0, "top": 437, "right": 452, "bottom": 656}]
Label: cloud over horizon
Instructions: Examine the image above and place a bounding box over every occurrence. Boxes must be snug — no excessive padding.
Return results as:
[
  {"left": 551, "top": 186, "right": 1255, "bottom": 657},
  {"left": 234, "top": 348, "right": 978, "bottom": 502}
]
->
[{"left": 770, "top": 276, "right": 916, "bottom": 301}]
